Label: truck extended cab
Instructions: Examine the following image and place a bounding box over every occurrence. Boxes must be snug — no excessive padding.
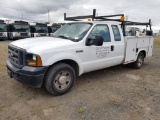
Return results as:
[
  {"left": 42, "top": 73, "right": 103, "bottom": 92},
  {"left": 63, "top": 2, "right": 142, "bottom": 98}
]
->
[{"left": 6, "top": 10, "right": 154, "bottom": 95}]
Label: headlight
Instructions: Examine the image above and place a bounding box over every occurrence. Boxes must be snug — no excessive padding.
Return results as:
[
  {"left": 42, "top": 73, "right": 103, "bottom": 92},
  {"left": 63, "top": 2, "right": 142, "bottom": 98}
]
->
[
  {"left": 15, "top": 33, "right": 19, "bottom": 36},
  {"left": 26, "top": 53, "right": 42, "bottom": 67},
  {"left": 33, "top": 55, "right": 37, "bottom": 61},
  {"left": 3, "top": 33, "right": 5, "bottom": 36}
]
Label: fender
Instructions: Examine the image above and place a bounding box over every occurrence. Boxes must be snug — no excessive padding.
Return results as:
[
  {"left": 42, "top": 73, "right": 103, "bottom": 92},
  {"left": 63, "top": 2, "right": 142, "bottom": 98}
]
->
[
  {"left": 137, "top": 48, "right": 147, "bottom": 58},
  {"left": 41, "top": 52, "right": 84, "bottom": 76}
]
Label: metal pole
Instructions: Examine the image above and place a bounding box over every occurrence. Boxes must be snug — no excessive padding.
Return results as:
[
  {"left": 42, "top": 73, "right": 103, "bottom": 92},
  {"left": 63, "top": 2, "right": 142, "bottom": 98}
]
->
[
  {"left": 92, "top": 9, "right": 96, "bottom": 21},
  {"left": 149, "top": 19, "right": 152, "bottom": 31},
  {"left": 48, "top": 9, "right": 50, "bottom": 23},
  {"left": 122, "top": 15, "right": 126, "bottom": 36}
]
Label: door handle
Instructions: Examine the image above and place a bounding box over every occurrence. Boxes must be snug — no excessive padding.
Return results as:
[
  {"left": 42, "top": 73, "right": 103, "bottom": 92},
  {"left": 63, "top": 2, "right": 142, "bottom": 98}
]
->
[{"left": 111, "top": 45, "right": 114, "bottom": 51}]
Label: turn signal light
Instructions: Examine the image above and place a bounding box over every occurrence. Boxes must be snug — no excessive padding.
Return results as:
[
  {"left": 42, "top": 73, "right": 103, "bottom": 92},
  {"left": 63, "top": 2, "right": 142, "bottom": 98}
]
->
[
  {"left": 88, "top": 18, "right": 92, "bottom": 22},
  {"left": 28, "top": 61, "right": 36, "bottom": 66},
  {"left": 37, "top": 55, "right": 42, "bottom": 66},
  {"left": 120, "top": 16, "right": 125, "bottom": 22}
]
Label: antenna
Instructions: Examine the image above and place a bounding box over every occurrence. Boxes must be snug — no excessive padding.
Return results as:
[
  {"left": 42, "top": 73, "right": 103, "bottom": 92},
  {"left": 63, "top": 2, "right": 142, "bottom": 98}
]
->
[{"left": 48, "top": 9, "right": 50, "bottom": 23}]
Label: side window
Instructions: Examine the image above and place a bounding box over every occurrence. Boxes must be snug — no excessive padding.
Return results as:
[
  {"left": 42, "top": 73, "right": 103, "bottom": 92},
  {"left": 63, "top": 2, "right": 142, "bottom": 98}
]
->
[
  {"left": 88, "top": 24, "right": 111, "bottom": 42},
  {"left": 112, "top": 25, "right": 121, "bottom": 41}
]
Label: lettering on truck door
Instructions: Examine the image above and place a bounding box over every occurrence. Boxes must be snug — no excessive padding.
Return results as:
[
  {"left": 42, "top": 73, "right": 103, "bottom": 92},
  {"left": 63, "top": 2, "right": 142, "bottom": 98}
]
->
[{"left": 83, "top": 24, "right": 115, "bottom": 73}]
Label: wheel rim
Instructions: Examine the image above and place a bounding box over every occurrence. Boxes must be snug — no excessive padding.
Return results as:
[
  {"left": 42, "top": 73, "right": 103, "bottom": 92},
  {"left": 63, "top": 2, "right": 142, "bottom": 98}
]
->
[
  {"left": 137, "top": 56, "right": 143, "bottom": 67},
  {"left": 54, "top": 71, "right": 71, "bottom": 91}
]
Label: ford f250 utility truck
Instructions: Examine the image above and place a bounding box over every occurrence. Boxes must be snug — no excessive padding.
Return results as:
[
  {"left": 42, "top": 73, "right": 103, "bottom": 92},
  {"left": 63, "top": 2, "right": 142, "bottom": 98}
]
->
[{"left": 6, "top": 9, "right": 154, "bottom": 95}]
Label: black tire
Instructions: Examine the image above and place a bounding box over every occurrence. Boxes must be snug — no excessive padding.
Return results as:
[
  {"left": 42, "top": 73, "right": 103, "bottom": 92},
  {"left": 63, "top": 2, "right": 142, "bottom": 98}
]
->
[
  {"left": 44, "top": 63, "right": 76, "bottom": 96},
  {"left": 133, "top": 52, "right": 144, "bottom": 69}
]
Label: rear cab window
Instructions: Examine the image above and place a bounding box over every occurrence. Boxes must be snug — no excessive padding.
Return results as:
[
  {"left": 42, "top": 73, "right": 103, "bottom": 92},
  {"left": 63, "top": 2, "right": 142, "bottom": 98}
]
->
[{"left": 111, "top": 25, "right": 121, "bottom": 41}]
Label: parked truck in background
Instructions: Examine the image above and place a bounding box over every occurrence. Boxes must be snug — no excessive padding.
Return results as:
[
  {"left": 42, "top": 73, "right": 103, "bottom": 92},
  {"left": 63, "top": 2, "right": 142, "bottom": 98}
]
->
[
  {"left": 48, "top": 23, "right": 62, "bottom": 36},
  {"left": 6, "top": 9, "right": 154, "bottom": 96},
  {"left": 0, "top": 20, "right": 8, "bottom": 40},
  {"left": 30, "top": 23, "right": 48, "bottom": 37},
  {"left": 7, "top": 21, "right": 31, "bottom": 40}
]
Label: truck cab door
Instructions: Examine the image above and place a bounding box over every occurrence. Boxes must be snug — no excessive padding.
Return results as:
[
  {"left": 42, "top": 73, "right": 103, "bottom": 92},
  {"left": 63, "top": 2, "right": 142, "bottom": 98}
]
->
[
  {"left": 111, "top": 25, "right": 125, "bottom": 65},
  {"left": 82, "top": 24, "right": 115, "bottom": 73}
]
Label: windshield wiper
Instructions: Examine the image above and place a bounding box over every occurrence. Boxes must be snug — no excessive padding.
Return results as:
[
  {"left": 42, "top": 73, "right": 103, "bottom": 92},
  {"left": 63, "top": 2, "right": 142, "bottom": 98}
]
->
[
  {"left": 57, "top": 35, "right": 69, "bottom": 39},
  {"left": 56, "top": 35, "right": 78, "bottom": 42}
]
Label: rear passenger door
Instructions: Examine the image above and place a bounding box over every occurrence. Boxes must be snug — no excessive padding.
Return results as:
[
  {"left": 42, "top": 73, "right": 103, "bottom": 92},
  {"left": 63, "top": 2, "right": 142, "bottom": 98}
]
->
[
  {"left": 83, "top": 24, "right": 115, "bottom": 73},
  {"left": 111, "top": 25, "right": 125, "bottom": 64}
]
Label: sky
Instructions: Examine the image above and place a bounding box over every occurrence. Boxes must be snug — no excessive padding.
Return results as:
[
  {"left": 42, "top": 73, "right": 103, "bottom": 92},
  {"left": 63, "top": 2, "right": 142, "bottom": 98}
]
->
[{"left": 0, "top": 0, "right": 160, "bottom": 31}]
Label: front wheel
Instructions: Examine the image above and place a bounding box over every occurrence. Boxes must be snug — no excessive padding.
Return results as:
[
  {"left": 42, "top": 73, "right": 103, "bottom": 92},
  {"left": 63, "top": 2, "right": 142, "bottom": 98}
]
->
[
  {"left": 44, "top": 63, "right": 76, "bottom": 95},
  {"left": 133, "top": 52, "right": 144, "bottom": 69}
]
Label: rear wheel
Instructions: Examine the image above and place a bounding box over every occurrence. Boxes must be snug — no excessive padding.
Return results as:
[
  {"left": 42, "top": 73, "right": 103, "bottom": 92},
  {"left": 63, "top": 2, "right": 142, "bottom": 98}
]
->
[
  {"left": 133, "top": 52, "right": 144, "bottom": 69},
  {"left": 44, "top": 63, "right": 76, "bottom": 95}
]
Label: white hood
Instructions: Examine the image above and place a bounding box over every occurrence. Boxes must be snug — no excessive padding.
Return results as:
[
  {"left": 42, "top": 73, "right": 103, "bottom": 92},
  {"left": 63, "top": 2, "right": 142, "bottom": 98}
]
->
[{"left": 10, "top": 37, "right": 76, "bottom": 54}]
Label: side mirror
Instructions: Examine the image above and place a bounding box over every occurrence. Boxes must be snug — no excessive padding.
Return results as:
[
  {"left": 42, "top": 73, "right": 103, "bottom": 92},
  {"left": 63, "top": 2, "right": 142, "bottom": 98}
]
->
[{"left": 86, "top": 36, "right": 103, "bottom": 46}]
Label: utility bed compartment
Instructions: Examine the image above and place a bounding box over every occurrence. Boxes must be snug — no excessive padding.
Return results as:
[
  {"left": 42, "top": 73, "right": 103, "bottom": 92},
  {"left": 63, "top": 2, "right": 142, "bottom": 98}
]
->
[{"left": 123, "top": 36, "right": 154, "bottom": 64}]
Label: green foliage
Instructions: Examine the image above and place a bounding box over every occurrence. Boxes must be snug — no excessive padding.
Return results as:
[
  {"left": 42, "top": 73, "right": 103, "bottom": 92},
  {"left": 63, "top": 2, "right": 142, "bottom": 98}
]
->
[
  {"left": 78, "top": 108, "right": 85, "bottom": 113},
  {"left": 154, "top": 40, "right": 160, "bottom": 45}
]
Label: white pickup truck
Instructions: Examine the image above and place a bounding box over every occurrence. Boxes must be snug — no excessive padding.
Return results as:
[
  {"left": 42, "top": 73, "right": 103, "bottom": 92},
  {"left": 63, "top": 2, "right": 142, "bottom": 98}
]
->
[{"left": 6, "top": 9, "right": 154, "bottom": 95}]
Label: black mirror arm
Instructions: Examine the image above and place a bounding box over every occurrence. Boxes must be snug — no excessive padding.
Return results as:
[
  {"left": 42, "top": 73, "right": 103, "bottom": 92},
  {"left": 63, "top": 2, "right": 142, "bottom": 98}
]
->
[{"left": 86, "top": 38, "right": 91, "bottom": 46}]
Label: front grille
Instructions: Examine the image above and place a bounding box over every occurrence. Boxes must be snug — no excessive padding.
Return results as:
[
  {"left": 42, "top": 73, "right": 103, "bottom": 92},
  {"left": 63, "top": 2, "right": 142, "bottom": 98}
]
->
[
  {"left": 8, "top": 45, "right": 26, "bottom": 68},
  {"left": 0, "top": 33, "right": 2, "bottom": 36},
  {"left": 20, "top": 33, "right": 28, "bottom": 36}
]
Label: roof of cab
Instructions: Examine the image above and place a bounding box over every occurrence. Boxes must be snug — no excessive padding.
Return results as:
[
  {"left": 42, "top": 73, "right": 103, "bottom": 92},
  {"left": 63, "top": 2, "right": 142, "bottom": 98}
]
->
[{"left": 66, "top": 21, "right": 120, "bottom": 25}]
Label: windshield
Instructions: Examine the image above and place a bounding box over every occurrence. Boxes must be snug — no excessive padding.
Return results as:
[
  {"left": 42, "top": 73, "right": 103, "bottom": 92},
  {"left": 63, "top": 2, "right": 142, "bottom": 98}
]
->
[
  {"left": 35, "top": 26, "right": 48, "bottom": 33},
  {"left": 0, "top": 23, "right": 7, "bottom": 32},
  {"left": 13, "top": 24, "right": 30, "bottom": 32},
  {"left": 53, "top": 23, "right": 92, "bottom": 41}
]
